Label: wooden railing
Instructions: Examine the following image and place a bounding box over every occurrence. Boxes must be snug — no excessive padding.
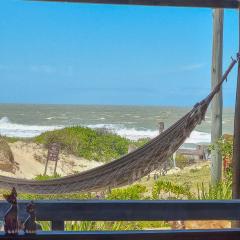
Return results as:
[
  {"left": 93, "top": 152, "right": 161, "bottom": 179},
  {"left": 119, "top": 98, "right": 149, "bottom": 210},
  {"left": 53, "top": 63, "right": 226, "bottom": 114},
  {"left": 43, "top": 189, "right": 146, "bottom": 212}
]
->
[{"left": 0, "top": 200, "right": 240, "bottom": 239}]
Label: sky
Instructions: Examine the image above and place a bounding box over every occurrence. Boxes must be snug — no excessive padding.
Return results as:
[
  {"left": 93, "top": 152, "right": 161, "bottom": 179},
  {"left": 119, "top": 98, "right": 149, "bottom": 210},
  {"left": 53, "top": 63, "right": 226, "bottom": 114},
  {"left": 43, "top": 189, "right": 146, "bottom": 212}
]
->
[{"left": 0, "top": 0, "right": 239, "bottom": 106}]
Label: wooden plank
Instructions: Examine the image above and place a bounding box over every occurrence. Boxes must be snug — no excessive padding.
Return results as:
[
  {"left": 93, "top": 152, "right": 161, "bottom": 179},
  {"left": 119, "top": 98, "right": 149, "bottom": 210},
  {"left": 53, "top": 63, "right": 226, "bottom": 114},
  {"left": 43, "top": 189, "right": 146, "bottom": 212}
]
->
[
  {"left": 1, "top": 200, "right": 240, "bottom": 221},
  {"left": 211, "top": 9, "right": 224, "bottom": 185},
  {"left": 30, "top": 0, "right": 240, "bottom": 9},
  {"left": 232, "top": 10, "right": 240, "bottom": 228},
  {"left": 0, "top": 229, "right": 240, "bottom": 240},
  {"left": 233, "top": 10, "right": 240, "bottom": 200}
]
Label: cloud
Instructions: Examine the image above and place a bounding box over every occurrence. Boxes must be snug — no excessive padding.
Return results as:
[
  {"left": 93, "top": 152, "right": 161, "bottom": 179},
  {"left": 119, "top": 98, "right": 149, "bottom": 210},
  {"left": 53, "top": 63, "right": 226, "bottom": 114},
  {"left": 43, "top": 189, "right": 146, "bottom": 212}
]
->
[
  {"left": 29, "top": 65, "right": 56, "bottom": 74},
  {"left": 66, "top": 86, "right": 156, "bottom": 94},
  {"left": 180, "top": 63, "right": 206, "bottom": 71},
  {"left": 0, "top": 63, "right": 74, "bottom": 76},
  {"left": 157, "top": 62, "right": 206, "bottom": 75}
]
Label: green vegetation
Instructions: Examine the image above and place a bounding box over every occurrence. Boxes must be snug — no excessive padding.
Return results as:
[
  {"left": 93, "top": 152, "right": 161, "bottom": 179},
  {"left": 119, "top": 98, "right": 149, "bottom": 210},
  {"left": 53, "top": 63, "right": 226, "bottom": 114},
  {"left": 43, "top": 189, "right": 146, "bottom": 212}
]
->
[
  {"left": 0, "top": 133, "right": 234, "bottom": 230},
  {"left": 107, "top": 184, "right": 148, "bottom": 200},
  {"left": 210, "top": 135, "right": 233, "bottom": 160},
  {"left": 1, "top": 161, "right": 230, "bottom": 231},
  {"left": 34, "top": 174, "right": 62, "bottom": 181},
  {"left": 34, "top": 126, "right": 130, "bottom": 162},
  {"left": 0, "top": 136, "right": 23, "bottom": 143},
  {"left": 33, "top": 126, "right": 149, "bottom": 162},
  {"left": 144, "top": 164, "right": 211, "bottom": 193},
  {"left": 152, "top": 180, "right": 193, "bottom": 200},
  {"left": 2, "top": 126, "right": 149, "bottom": 162},
  {"left": 175, "top": 154, "right": 190, "bottom": 169},
  {"left": 197, "top": 181, "right": 232, "bottom": 200}
]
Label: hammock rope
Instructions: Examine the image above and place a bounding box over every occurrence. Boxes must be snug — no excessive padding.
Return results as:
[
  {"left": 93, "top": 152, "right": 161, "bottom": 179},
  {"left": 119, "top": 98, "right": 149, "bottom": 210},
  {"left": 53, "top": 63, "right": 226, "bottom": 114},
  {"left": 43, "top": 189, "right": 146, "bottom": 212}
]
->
[{"left": 0, "top": 55, "right": 238, "bottom": 194}]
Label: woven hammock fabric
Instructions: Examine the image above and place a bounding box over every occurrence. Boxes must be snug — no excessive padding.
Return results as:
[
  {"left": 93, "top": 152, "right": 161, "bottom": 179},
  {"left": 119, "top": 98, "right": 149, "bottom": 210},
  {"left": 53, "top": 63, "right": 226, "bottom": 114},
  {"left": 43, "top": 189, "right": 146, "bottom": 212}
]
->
[{"left": 0, "top": 57, "right": 237, "bottom": 194}]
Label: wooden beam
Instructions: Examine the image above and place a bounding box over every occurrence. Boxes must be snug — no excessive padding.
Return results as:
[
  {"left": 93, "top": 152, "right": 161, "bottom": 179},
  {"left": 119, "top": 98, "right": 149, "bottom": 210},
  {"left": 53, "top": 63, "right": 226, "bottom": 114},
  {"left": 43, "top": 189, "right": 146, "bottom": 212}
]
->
[
  {"left": 0, "top": 229, "right": 240, "bottom": 240},
  {"left": 30, "top": 0, "right": 240, "bottom": 9},
  {"left": 3, "top": 200, "right": 240, "bottom": 221},
  {"left": 211, "top": 9, "right": 224, "bottom": 185},
  {"left": 232, "top": 8, "right": 240, "bottom": 208},
  {"left": 232, "top": 10, "right": 240, "bottom": 231}
]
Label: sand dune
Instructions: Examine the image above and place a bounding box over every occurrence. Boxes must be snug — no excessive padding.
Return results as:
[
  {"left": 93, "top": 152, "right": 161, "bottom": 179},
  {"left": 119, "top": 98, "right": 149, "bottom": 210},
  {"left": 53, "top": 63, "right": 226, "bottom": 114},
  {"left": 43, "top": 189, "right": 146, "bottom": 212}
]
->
[{"left": 0, "top": 141, "right": 102, "bottom": 179}]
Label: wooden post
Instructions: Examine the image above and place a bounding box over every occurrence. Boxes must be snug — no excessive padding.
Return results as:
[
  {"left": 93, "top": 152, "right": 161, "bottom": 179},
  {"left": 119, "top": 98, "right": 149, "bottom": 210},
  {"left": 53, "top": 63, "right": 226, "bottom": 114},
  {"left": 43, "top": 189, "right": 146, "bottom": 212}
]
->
[
  {"left": 231, "top": 11, "right": 240, "bottom": 228},
  {"left": 44, "top": 143, "right": 60, "bottom": 176},
  {"left": 232, "top": 10, "right": 240, "bottom": 203},
  {"left": 44, "top": 159, "right": 49, "bottom": 175},
  {"left": 52, "top": 221, "right": 64, "bottom": 231},
  {"left": 211, "top": 9, "right": 224, "bottom": 185},
  {"left": 158, "top": 122, "right": 165, "bottom": 134},
  {"left": 53, "top": 160, "right": 58, "bottom": 175}
]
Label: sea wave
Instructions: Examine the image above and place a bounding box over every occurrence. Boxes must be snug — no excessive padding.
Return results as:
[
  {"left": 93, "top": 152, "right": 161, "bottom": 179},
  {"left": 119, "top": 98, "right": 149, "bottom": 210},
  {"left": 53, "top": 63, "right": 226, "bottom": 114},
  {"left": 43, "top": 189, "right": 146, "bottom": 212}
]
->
[
  {"left": 87, "top": 123, "right": 158, "bottom": 140},
  {"left": 86, "top": 123, "right": 211, "bottom": 144},
  {"left": 0, "top": 117, "right": 211, "bottom": 145},
  {"left": 0, "top": 117, "right": 63, "bottom": 138}
]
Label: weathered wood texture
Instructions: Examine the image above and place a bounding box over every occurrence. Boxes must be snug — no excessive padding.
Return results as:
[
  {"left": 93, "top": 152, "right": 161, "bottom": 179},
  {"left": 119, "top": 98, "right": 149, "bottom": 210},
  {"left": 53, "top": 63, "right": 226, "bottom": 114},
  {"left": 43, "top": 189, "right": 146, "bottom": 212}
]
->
[
  {"left": 211, "top": 8, "right": 224, "bottom": 185},
  {"left": 1, "top": 200, "right": 240, "bottom": 221},
  {"left": 1, "top": 229, "right": 240, "bottom": 240},
  {"left": 233, "top": 11, "right": 240, "bottom": 200},
  {"left": 31, "top": 0, "right": 240, "bottom": 8},
  {"left": 0, "top": 201, "right": 240, "bottom": 238},
  {"left": 232, "top": 10, "right": 240, "bottom": 228}
]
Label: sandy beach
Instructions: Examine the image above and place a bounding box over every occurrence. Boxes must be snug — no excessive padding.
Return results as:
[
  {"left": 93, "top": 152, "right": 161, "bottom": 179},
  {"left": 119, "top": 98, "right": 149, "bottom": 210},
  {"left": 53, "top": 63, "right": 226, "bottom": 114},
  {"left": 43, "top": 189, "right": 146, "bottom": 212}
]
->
[{"left": 0, "top": 141, "right": 102, "bottom": 179}]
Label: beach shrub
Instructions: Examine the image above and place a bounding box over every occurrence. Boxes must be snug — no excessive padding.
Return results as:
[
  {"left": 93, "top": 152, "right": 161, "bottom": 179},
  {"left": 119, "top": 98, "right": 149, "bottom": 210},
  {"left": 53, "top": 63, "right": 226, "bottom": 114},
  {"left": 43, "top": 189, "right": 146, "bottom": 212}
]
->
[
  {"left": 107, "top": 184, "right": 147, "bottom": 200},
  {"left": 34, "top": 126, "right": 130, "bottom": 162},
  {"left": 197, "top": 180, "right": 232, "bottom": 200},
  {"left": 209, "top": 135, "right": 233, "bottom": 160},
  {"left": 175, "top": 154, "right": 190, "bottom": 169},
  {"left": 33, "top": 127, "right": 150, "bottom": 162},
  {"left": 64, "top": 221, "right": 143, "bottom": 231},
  {"left": 152, "top": 180, "right": 193, "bottom": 200},
  {"left": 209, "top": 135, "right": 233, "bottom": 176},
  {"left": 34, "top": 174, "right": 62, "bottom": 181},
  {"left": 0, "top": 135, "right": 22, "bottom": 143},
  {"left": 18, "top": 191, "right": 94, "bottom": 200},
  {"left": 132, "top": 138, "right": 150, "bottom": 148}
]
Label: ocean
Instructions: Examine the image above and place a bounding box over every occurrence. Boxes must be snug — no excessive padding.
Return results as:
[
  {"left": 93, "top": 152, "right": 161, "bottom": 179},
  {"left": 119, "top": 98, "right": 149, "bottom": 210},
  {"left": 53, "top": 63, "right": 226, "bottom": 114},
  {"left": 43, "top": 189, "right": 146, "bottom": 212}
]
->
[{"left": 0, "top": 104, "right": 235, "bottom": 149}]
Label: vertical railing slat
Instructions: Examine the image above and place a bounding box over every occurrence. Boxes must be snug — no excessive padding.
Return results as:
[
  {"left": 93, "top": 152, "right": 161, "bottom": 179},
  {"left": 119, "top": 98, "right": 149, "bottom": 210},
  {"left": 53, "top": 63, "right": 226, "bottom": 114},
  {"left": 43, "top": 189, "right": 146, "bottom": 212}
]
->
[{"left": 52, "top": 220, "right": 64, "bottom": 230}]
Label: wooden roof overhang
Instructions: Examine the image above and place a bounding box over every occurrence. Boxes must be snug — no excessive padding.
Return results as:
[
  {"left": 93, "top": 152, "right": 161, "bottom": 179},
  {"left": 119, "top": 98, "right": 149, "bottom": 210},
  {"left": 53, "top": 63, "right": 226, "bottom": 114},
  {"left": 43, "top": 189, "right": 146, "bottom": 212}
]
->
[{"left": 32, "top": 0, "right": 240, "bottom": 9}]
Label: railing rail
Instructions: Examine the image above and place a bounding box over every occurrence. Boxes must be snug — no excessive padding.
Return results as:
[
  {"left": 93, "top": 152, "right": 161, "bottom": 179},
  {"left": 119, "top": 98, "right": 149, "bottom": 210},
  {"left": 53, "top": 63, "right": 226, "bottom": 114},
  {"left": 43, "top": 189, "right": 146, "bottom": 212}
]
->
[
  {"left": 1, "top": 200, "right": 239, "bottom": 221},
  {"left": 0, "top": 200, "right": 240, "bottom": 239},
  {"left": 1, "top": 229, "right": 240, "bottom": 240}
]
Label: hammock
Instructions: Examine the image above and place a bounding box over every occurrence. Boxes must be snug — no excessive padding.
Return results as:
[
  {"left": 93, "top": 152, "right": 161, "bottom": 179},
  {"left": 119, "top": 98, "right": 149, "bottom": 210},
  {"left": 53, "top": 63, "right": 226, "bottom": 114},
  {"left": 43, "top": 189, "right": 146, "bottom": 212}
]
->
[{"left": 0, "top": 57, "right": 238, "bottom": 194}]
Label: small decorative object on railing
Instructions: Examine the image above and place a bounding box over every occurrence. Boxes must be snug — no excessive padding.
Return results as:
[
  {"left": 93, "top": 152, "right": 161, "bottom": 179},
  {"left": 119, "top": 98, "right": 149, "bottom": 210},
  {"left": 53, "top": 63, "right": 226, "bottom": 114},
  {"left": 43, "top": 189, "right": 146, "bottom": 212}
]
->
[
  {"left": 3, "top": 187, "right": 18, "bottom": 235},
  {"left": 24, "top": 201, "right": 38, "bottom": 234}
]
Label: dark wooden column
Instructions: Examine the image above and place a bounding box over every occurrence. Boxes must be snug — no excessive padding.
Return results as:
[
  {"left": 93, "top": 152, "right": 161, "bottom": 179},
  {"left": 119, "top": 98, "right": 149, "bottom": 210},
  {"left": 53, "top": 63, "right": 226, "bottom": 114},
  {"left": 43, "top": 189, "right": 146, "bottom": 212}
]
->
[
  {"left": 232, "top": 11, "right": 240, "bottom": 200},
  {"left": 232, "top": 10, "right": 240, "bottom": 229}
]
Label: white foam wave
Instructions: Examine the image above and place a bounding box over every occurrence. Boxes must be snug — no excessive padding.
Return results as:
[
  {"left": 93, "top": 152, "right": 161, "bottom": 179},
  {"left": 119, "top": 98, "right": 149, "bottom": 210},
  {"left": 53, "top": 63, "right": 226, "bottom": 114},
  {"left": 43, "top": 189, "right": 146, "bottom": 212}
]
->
[
  {"left": 0, "top": 117, "right": 63, "bottom": 138},
  {"left": 0, "top": 117, "right": 211, "bottom": 145},
  {"left": 185, "top": 131, "right": 211, "bottom": 144},
  {"left": 86, "top": 123, "right": 211, "bottom": 144}
]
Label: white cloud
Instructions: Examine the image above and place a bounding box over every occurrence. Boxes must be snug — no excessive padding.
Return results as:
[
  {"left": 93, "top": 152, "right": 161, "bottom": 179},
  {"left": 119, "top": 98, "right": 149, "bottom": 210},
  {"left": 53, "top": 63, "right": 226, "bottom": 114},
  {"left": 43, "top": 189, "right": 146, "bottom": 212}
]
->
[
  {"left": 30, "top": 65, "right": 56, "bottom": 74},
  {"left": 180, "top": 63, "right": 206, "bottom": 71}
]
